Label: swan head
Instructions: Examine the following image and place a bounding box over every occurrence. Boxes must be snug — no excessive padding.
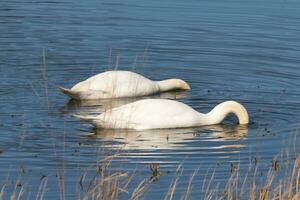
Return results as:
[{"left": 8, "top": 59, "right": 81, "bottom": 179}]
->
[{"left": 207, "top": 101, "right": 249, "bottom": 125}]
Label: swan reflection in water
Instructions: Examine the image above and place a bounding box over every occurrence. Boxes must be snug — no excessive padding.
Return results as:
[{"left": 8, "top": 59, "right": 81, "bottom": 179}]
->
[
  {"left": 82, "top": 125, "right": 248, "bottom": 151},
  {"left": 60, "top": 90, "right": 188, "bottom": 115}
]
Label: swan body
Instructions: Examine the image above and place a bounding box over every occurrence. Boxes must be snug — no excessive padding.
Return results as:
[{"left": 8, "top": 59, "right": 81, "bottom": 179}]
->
[
  {"left": 75, "top": 99, "right": 249, "bottom": 130},
  {"left": 60, "top": 71, "right": 190, "bottom": 100}
]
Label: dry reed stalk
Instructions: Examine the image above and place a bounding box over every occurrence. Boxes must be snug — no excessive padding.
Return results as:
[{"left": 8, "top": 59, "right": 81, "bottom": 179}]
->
[
  {"left": 181, "top": 167, "right": 199, "bottom": 200},
  {"left": 35, "top": 177, "right": 48, "bottom": 200},
  {"left": 0, "top": 183, "right": 6, "bottom": 200},
  {"left": 203, "top": 170, "right": 216, "bottom": 200},
  {"left": 164, "top": 164, "right": 183, "bottom": 200}
]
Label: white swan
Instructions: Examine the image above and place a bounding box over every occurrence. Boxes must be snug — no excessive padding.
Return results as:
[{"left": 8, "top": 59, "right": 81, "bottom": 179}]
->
[
  {"left": 60, "top": 71, "right": 190, "bottom": 100},
  {"left": 74, "top": 99, "right": 249, "bottom": 130}
]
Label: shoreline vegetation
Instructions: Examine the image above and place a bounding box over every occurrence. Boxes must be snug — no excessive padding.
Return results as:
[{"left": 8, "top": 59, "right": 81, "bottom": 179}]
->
[{"left": 1, "top": 152, "right": 299, "bottom": 200}]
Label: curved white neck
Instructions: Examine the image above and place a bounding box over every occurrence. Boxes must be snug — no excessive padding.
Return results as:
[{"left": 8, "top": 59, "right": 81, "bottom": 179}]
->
[
  {"left": 202, "top": 101, "right": 249, "bottom": 125},
  {"left": 157, "top": 79, "right": 190, "bottom": 92}
]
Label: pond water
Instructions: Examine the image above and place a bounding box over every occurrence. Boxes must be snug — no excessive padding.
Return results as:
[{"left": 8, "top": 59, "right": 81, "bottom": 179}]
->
[{"left": 1, "top": 0, "right": 300, "bottom": 199}]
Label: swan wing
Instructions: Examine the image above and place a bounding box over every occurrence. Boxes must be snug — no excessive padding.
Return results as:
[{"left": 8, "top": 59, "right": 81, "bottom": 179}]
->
[{"left": 70, "top": 71, "right": 159, "bottom": 98}]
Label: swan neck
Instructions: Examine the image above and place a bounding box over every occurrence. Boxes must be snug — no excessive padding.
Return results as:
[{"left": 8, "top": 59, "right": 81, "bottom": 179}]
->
[
  {"left": 206, "top": 101, "right": 249, "bottom": 125},
  {"left": 157, "top": 79, "right": 190, "bottom": 92}
]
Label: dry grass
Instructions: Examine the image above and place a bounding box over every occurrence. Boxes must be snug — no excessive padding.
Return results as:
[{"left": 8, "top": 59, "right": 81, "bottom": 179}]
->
[
  {"left": 212, "top": 155, "right": 300, "bottom": 200},
  {"left": 0, "top": 153, "right": 299, "bottom": 200},
  {"left": 69, "top": 154, "right": 149, "bottom": 200},
  {"left": 78, "top": 158, "right": 148, "bottom": 200},
  {"left": 160, "top": 154, "right": 300, "bottom": 200}
]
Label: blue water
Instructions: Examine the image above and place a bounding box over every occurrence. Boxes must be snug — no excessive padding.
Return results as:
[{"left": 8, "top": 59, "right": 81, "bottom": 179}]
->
[{"left": 1, "top": 0, "right": 300, "bottom": 199}]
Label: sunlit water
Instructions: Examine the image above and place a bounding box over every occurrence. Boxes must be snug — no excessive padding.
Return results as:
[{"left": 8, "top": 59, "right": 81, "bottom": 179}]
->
[{"left": 1, "top": 0, "right": 300, "bottom": 199}]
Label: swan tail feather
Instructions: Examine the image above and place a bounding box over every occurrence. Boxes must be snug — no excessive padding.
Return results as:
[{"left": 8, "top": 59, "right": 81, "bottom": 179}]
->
[
  {"left": 59, "top": 87, "right": 81, "bottom": 99},
  {"left": 60, "top": 87, "right": 109, "bottom": 100}
]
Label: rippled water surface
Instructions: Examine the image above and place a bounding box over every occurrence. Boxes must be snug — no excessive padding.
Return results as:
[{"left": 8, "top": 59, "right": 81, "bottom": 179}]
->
[{"left": 1, "top": 0, "right": 300, "bottom": 199}]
